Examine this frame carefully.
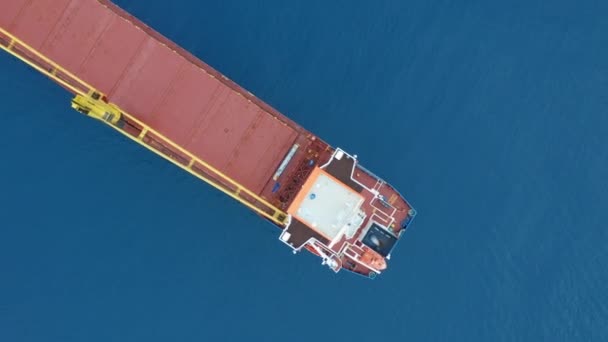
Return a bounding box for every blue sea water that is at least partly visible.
[1,0,607,340]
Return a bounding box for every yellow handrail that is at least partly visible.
[0,27,93,95]
[0,26,288,225]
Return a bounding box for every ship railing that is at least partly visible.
[0,27,92,96]
[338,148,416,218]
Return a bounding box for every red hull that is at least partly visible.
[0,0,415,278]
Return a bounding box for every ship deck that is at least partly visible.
[0,0,326,213]
[280,149,414,273]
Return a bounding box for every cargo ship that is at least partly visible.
[0,0,416,278]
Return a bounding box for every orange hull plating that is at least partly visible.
[0,0,415,278]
